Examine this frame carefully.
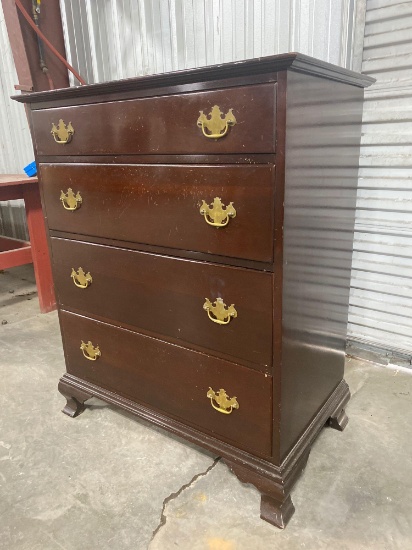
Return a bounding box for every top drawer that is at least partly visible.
[31,83,276,157]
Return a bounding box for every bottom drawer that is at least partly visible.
[60,310,273,458]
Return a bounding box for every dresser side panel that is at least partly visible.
[280,71,364,461]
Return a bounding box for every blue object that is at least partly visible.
[23,161,37,177]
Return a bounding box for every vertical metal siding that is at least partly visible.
[348,0,412,354]
[58,0,412,355]
[59,0,359,85]
[0,1,32,239]
[1,1,361,240]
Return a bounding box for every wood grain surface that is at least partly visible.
[32,83,276,156]
[40,163,275,262]
[60,310,273,457]
[51,237,273,369]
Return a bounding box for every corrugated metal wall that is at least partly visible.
[1,0,361,239]
[59,0,359,84]
[0,1,33,240]
[348,0,412,356]
[7,0,411,357]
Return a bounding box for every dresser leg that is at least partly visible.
[58,379,92,418]
[328,380,350,431]
[225,460,295,529]
[260,494,295,529]
[328,407,349,431]
[327,379,350,431]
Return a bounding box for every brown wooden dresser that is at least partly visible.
[14,53,374,529]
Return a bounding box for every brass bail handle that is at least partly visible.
[203,297,237,325]
[197,105,236,139]
[199,197,236,228]
[60,188,82,211]
[51,119,75,144]
[207,387,239,414]
[71,267,92,289]
[80,340,101,361]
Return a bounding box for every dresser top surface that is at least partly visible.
[13,52,374,106]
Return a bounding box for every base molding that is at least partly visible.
[58,374,350,529]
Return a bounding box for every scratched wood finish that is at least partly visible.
[51,237,273,369]
[16,53,373,530]
[60,310,273,457]
[40,163,275,263]
[32,83,276,156]
[13,53,373,110]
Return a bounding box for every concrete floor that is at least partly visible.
[0,266,411,550]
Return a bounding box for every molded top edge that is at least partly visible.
[12,52,375,104]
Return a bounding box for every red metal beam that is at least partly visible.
[1,0,69,92]
[0,244,32,270]
[23,180,56,313]
[0,176,56,313]
[0,235,31,251]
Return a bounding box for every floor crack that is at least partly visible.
[150,456,221,542]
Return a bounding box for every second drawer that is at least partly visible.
[51,238,273,370]
[40,163,275,263]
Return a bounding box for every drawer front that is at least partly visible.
[32,83,276,156]
[51,238,273,369]
[60,311,273,457]
[41,163,274,263]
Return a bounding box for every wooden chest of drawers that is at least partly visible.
[15,53,373,529]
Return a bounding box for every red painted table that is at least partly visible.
[0,175,55,313]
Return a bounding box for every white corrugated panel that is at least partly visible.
[1,0,361,238]
[348,0,412,355]
[0,1,33,239]
[4,0,410,356]
[59,0,359,85]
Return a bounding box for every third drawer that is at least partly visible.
[51,237,273,370]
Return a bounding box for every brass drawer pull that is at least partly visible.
[60,188,82,211]
[71,267,92,289]
[203,297,237,325]
[80,340,101,361]
[200,197,236,227]
[207,387,239,414]
[197,105,236,139]
[51,119,74,144]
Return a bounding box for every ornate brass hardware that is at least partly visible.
[200,197,236,227]
[207,387,239,414]
[71,267,92,289]
[80,340,101,361]
[51,119,75,144]
[203,297,237,325]
[197,105,236,139]
[60,188,82,211]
